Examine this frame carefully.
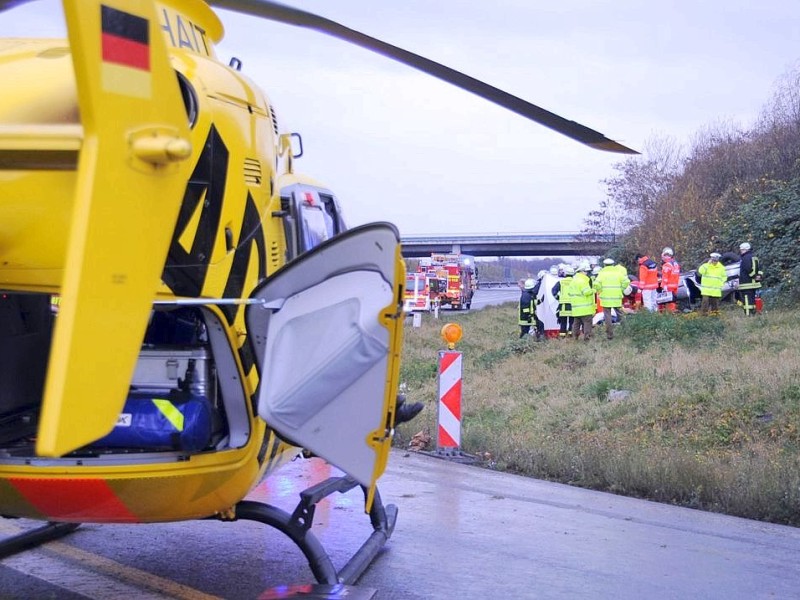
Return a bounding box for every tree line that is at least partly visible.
[584,63,800,305]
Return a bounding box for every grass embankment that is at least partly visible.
[396,304,800,526]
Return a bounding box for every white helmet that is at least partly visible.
[592,266,601,276]
[564,267,575,276]
[524,278,536,290]
[740,242,751,252]
[603,258,615,265]
[578,261,591,272]
[662,247,673,257]
[549,266,559,275]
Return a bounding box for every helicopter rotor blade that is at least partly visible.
[0,0,32,12]
[211,0,637,154]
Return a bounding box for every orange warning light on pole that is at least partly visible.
[440,323,463,349]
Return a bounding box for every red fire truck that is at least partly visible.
[405,253,476,311]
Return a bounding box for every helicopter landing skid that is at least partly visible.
[232,476,397,585]
[0,521,80,559]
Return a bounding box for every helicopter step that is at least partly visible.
[229,475,397,585]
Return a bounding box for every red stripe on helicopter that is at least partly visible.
[100,5,150,71]
[9,478,139,522]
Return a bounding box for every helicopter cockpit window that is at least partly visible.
[176,72,198,128]
[299,197,330,251]
[318,193,344,236]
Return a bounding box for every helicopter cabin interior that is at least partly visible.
[279,182,346,261]
[0,182,350,461]
[0,292,251,459]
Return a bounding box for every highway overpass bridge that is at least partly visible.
[400,232,617,258]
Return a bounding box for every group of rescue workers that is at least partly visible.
[518,242,763,341]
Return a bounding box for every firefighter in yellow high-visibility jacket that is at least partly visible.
[570,262,596,341]
[697,252,727,315]
[595,258,630,339]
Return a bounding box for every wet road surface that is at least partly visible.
[1,449,799,599]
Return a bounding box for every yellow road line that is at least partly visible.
[0,522,222,600]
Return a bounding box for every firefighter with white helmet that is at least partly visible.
[569,262,595,341]
[736,242,762,316]
[551,267,574,338]
[518,278,537,338]
[697,252,726,315]
[530,272,547,340]
[595,257,631,339]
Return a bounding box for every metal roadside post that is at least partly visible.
[434,323,476,463]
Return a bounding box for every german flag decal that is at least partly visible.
[100,5,151,98]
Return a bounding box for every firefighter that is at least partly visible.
[531,271,547,341]
[595,258,630,340]
[518,278,537,338]
[697,252,727,315]
[636,254,659,311]
[570,262,595,341]
[552,267,574,338]
[591,265,602,315]
[659,247,681,313]
[736,242,763,316]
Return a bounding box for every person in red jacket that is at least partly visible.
[636,254,659,312]
[659,247,681,313]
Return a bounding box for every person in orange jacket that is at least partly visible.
[659,247,681,313]
[636,254,659,312]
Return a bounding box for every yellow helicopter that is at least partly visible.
[0,0,635,585]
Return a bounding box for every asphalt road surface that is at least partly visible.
[1,450,798,599]
[469,288,517,310]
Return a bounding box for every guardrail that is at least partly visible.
[476,281,518,289]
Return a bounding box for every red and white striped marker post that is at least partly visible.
[437,349,462,450]
[437,323,463,453]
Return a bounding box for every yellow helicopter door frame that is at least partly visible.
[246,223,404,509]
[37,0,192,456]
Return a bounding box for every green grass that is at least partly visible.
[395,303,800,526]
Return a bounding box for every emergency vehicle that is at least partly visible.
[403,271,443,312]
[424,254,476,310]
[404,253,476,311]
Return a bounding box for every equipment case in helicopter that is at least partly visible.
[89,346,216,452]
[130,346,212,397]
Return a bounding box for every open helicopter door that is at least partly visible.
[246,222,404,506]
[35,0,194,456]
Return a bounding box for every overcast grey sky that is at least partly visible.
[2,1,798,236]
